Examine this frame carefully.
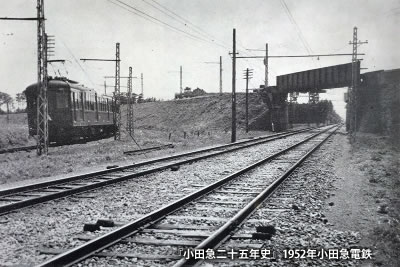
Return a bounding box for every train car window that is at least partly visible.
[72,92,77,121]
[76,92,80,109]
[88,94,91,110]
[85,93,89,110]
[107,98,110,119]
[56,91,69,109]
[91,94,95,111]
[81,92,85,110]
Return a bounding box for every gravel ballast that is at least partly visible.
[0,129,324,266]
[207,131,368,267]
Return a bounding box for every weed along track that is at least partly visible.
[0,127,314,215]
[35,125,339,267]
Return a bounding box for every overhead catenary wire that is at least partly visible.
[110,0,232,52]
[280,0,319,68]
[146,0,230,50]
[108,0,220,47]
[111,0,259,95]
[140,0,216,43]
[59,39,96,88]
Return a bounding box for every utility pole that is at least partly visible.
[219,56,223,94]
[127,67,133,135]
[263,43,275,132]
[104,80,107,95]
[141,73,144,97]
[349,26,367,134]
[180,65,183,94]
[231,29,237,143]
[243,68,253,133]
[264,43,268,87]
[36,0,48,155]
[266,43,275,132]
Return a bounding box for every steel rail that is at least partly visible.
[123,143,174,155]
[35,125,337,267]
[0,128,314,215]
[0,138,94,155]
[0,145,37,154]
[174,125,340,267]
[0,127,311,198]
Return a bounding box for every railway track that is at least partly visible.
[0,144,37,154]
[0,127,315,215]
[36,124,339,267]
[0,136,110,155]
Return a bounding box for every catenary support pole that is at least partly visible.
[114,42,121,140]
[127,67,133,135]
[219,56,223,94]
[180,66,183,94]
[141,73,144,97]
[231,29,237,143]
[245,68,249,133]
[36,0,49,155]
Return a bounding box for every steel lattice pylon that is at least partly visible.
[289,92,299,103]
[127,67,133,135]
[348,26,366,133]
[36,0,48,155]
[351,27,358,133]
[114,43,121,140]
[309,92,319,104]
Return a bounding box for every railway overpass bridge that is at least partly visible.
[260,61,360,131]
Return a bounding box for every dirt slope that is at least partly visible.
[128,93,267,133]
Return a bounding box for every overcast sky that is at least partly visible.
[1,0,399,118]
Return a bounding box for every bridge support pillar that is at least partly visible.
[270,93,289,132]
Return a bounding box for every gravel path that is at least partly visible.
[0,129,324,266]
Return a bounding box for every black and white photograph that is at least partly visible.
[0,0,399,266]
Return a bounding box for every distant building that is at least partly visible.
[175,87,207,99]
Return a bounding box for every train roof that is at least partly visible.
[25,77,97,95]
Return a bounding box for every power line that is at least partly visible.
[108,0,206,44]
[280,0,319,67]
[118,0,230,50]
[59,39,96,88]
[109,0,216,46]
[147,0,229,49]
[0,17,43,21]
[280,0,312,55]
[236,53,365,59]
[140,0,211,41]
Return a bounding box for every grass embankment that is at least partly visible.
[0,113,35,149]
[351,134,400,266]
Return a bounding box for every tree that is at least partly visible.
[15,93,26,112]
[0,92,13,122]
